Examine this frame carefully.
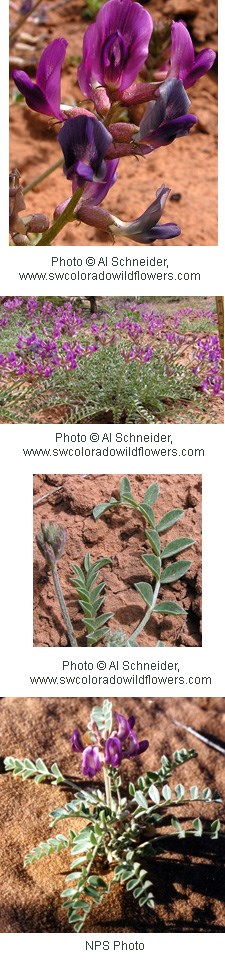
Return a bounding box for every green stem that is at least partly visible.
[36,186,84,246]
[10,0,43,43]
[103,766,113,810]
[129,578,160,644]
[24,159,63,196]
[52,561,77,647]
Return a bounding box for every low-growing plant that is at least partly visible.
[93,476,195,645]
[0,298,222,423]
[35,477,196,647]
[4,700,222,932]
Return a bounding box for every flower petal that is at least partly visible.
[36,38,68,116]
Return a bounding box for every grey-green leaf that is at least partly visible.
[161,537,194,559]
[143,484,159,506]
[148,784,160,805]
[153,601,186,616]
[134,582,153,607]
[120,477,131,496]
[92,499,117,520]
[157,509,184,533]
[161,560,192,583]
[142,554,161,580]
[145,529,161,556]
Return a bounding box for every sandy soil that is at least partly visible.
[9,0,218,246]
[0,696,224,932]
[33,473,202,647]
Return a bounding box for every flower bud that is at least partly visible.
[36,521,67,565]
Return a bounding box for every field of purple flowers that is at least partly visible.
[0,296,223,423]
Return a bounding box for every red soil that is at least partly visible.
[33,473,202,647]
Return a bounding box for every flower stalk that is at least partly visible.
[36,186,84,246]
[10,0,44,44]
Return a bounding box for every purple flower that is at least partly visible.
[124,732,149,758]
[115,712,135,739]
[82,746,102,778]
[71,729,84,753]
[105,736,123,766]
[78,0,153,98]
[13,38,67,119]
[109,185,181,244]
[58,115,113,187]
[167,20,216,90]
[135,79,197,151]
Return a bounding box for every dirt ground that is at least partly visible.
[33,473,202,647]
[0,697,224,932]
[9,0,218,246]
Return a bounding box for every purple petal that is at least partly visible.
[183,48,216,88]
[137,739,149,755]
[114,712,131,739]
[58,115,112,182]
[71,729,84,753]
[169,21,216,89]
[78,0,153,96]
[13,38,67,118]
[36,38,68,116]
[82,746,102,778]
[12,70,54,116]
[140,114,197,151]
[137,78,191,143]
[105,736,123,766]
[111,186,181,244]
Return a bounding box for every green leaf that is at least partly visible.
[157,509,184,533]
[88,876,107,889]
[156,641,165,647]
[92,499,117,519]
[161,560,192,583]
[171,819,185,838]
[210,819,220,839]
[162,784,172,801]
[192,818,203,837]
[145,529,161,555]
[202,787,212,801]
[161,537,194,559]
[138,503,155,526]
[142,554,161,580]
[153,601,186,616]
[50,763,64,782]
[190,785,199,800]
[129,783,135,797]
[120,477,131,497]
[35,758,49,775]
[175,783,185,800]
[148,785,160,805]
[134,791,148,809]
[143,483,159,506]
[134,582,153,607]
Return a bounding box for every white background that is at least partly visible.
[0,0,225,957]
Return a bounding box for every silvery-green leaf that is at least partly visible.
[142,554,161,580]
[161,560,192,583]
[134,582,153,607]
[161,537,194,559]
[153,601,186,616]
[157,509,184,533]
[143,483,159,506]
[145,528,161,555]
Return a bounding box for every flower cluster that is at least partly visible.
[11,0,216,245]
[0,298,222,398]
[71,710,149,778]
